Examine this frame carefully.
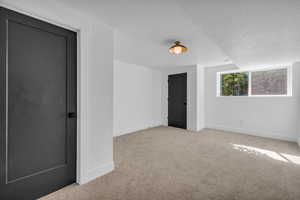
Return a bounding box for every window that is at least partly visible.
[217,66,292,97]
[251,68,287,95]
[221,72,249,96]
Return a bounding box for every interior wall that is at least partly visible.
[161,66,197,131]
[113,60,162,136]
[86,24,114,183]
[196,65,206,131]
[205,62,300,142]
[0,0,114,184]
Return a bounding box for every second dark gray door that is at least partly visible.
[0,7,77,199]
[168,73,187,129]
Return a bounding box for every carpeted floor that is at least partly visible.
[41,126,300,200]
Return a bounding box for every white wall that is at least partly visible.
[205,62,300,142]
[114,60,162,136]
[196,65,205,131]
[161,63,300,142]
[0,0,114,184]
[161,66,198,131]
[86,25,114,183]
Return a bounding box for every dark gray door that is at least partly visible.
[168,73,187,129]
[0,7,77,199]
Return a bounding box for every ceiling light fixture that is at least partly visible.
[169,41,188,54]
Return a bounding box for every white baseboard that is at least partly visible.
[81,161,114,184]
[206,124,297,142]
[114,124,163,137]
[196,124,206,132]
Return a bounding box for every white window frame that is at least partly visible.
[216,66,292,97]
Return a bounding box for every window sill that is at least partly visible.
[216,95,293,98]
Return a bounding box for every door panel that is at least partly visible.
[168,73,187,129]
[8,20,67,183]
[0,7,77,200]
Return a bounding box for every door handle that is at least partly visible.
[68,112,77,118]
[184,102,187,106]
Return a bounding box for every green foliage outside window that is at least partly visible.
[221,72,249,96]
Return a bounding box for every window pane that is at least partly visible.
[221,73,234,96]
[221,72,248,96]
[251,69,287,95]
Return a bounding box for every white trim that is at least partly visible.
[248,70,252,96]
[77,29,89,185]
[287,65,293,96]
[81,162,114,184]
[0,2,78,32]
[218,65,291,74]
[0,2,89,185]
[205,125,297,142]
[217,95,294,98]
[114,125,163,137]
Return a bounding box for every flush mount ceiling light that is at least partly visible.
[169,41,188,54]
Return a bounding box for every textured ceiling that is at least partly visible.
[58,0,300,68]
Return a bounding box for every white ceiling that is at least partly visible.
[59,0,300,68]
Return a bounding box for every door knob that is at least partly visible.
[68,112,77,118]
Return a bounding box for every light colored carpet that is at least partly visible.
[41,126,300,200]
